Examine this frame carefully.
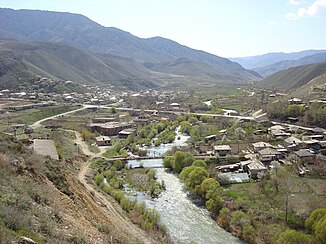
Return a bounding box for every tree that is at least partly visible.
[195,177,220,199]
[315,215,326,242]
[111,106,116,114]
[179,166,195,181]
[188,116,198,125]
[206,194,223,216]
[287,104,305,117]
[192,159,206,168]
[185,167,209,189]
[219,207,230,229]
[81,128,93,141]
[276,230,312,244]
[180,121,191,135]
[305,208,326,232]
[173,151,194,173]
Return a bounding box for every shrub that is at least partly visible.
[276,229,312,244]
[97,223,110,234]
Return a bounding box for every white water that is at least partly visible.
[127,128,243,244]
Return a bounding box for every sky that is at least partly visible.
[0,0,325,57]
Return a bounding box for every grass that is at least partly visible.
[0,105,78,132]
[102,148,128,158]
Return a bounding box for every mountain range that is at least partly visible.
[0,8,260,90]
[257,62,326,91]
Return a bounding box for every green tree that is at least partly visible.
[287,104,305,117]
[242,224,256,243]
[173,151,194,173]
[305,208,326,232]
[188,116,198,125]
[192,159,206,168]
[219,207,230,229]
[185,167,209,189]
[206,194,223,216]
[163,156,174,169]
[81,128,93,141]
[195,178,220,199]
[315,215,326,243]
[277,230,312,244]
[180,121,192,135]
[179,166,195,181]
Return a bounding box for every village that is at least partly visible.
[1,76,325,186]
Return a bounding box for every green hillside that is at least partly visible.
[0,40,168,90]
[257,62,326,91]
[0,8,261,88]
[288,74,326,100]
[255,52,326,77]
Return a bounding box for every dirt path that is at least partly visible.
[31,106,88,129]
[74,130,156,244]
[31,108,156,243]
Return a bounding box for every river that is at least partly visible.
[127,129,243,244]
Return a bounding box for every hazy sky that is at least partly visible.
[0,0,325,57]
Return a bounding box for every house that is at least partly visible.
[258,148,283,163]
[196,144,214,155]
[119,128,136,138]
[252,141,273,153]
[269,125,290,137]
[133,115,150,127]
[214,145,232,157]
[294,149,316,164]
[205,135,218,143]
[95,136,111,146]
[303,139,321,152]
[247,160,267,179]
[284,136,303,151]
[170,103,180,110]
[288,98,303,104]
[216,163,240,173]
[88,122,133,136]
[92,117,118,123]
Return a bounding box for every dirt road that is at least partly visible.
[31,108,155,243]
[74,131,156,244]
[31,106,87,129]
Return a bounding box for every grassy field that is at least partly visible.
[0,105,79,132]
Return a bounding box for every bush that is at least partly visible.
[0,205,30,231]
[94,174,104,186]
[97,223,110,234]
[276,229,312,244]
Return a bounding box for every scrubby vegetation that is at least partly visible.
[93,160,171,243]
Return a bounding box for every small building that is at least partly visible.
[214,145,232,157]
[303,139,321,152]
[119,128,136,138]
[284,136,303,151]
[204,135,218,143]
[252,141,273,153]
[294,149,316,164]
[170,103,180,110]
[88,122,133,136]
[95,136,111,146]
[133,115,151,127]
[288,98,303,104]
[247,160,267,179]
[216,163,240,173]
[258,148,283,163]
[92,117,118,123]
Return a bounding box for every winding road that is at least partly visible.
[31,106,156,244]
